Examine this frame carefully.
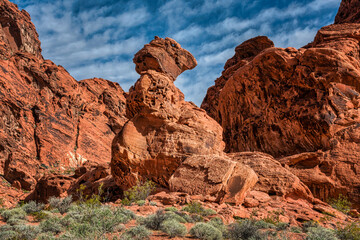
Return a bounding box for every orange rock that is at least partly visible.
[0,0,127,191]
[25,174,73,202]
[133,36,197,81]
[335,0,360,24]
[202,13,360,209]
[169,154,258,205]
[229,152,314,202]
[111,37,225,189]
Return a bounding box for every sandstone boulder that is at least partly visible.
[111,37,225,189]
[169,155,258,205]
[229,152,314,202]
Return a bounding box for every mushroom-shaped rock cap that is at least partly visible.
[133,36,197,80]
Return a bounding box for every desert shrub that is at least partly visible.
[65,204,132,234]
[276,222,290,231]
[136,200,146,206]
[0,225,17,240]
[0,230,17,240]
[1,207,27,222]
[182,201,216,216]
[40,216,63,234]
[33,210,53,222]
[254,220,276,229]
[227,219,263,240]
[161,219,187,238]
[66,222,95,239]
[190,222,223,240]
[209,217,228,237]
[165,207,178,212]
[6,217,27,226]
[141,209,168,230]
[49,195,73,214]
[336,222,360,240]
[149,201,157,206]
[120,225,151,240]
[115,207,136,220]
[121,180,156,205]
[37,232,57,240]
[329,194,351,214]
[302,220,320,231]
[12,224,41,240]
[190,214,204,222]
[306,227,339,240]
[290,226,303,233]
[22,201,45,214]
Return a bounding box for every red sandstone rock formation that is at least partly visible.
[169,154,258,205]
[335,0,360,24]
[0,0,127,192]
[202,3,360,208]
[111,37,226,190]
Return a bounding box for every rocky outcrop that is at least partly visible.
[0,0,127,191]
[169,155,258,205]
[229,152,313,202]
[201,36,274,118]
[111,37,225,189]
[335,0,360,24]
[202,3,360,208]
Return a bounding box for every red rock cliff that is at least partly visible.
[0,0,127,191]
[202,1,360,208]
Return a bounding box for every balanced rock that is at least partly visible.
[111,37,225,189]
[0,0,127,191]
[169,155,258,205]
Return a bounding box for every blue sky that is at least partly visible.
[13,0,341,106]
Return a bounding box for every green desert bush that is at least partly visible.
[136,200,146,206]
[40,216,63,234]
[209,217,228,237]
[22,201,45,214]
[49,195,73,214]
[306,227,339,240]
[329,194,351,214]
[120,225,151,240]
[12,224,41,240]
[141,209,168,230]
[33,210,53,222]
[165,206,178,212]
[121,180,156,205]
[0,230,17,240]
[227,219,264,240]
[336,222,360,240]
[182,201,216,216]
[37,232,57,240]
[65,204,132,234]
[190,222,223,240]
[160,219,187,238]
[1,207,27,222]
[254,219,276,229]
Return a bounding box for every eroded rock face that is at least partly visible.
[169,155,258,205]
[0,0,127,191]
[201,36,274,118]
[111,37,225,189]
[229,152,314,202]
[335,0,360,24]
[202,12,360,207]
